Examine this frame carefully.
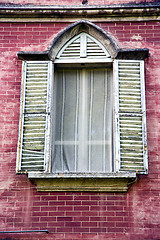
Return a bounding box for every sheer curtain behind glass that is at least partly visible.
[52,68,112,173]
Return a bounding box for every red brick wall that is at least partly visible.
[0,18,160,240]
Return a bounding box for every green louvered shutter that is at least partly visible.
[16,61,52,172]
[114,60,148,173]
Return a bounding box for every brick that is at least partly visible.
[90,217,106,222]
[116,211,129,216]
[65,221,81,227]
[90,206,106,211]
[41,206,57,212]
[49,211,65,217]
[82,221,97,227]
[107,216,124,222]
[116,222,129,228]
[49,201,65,206]
[81,201,98,206]
[57,217,72,222]
[32,211,48,217]
[99,211,115,217]
[73,227,90,233]
[107,195,125,201]
[40,216,56,222]
[32,201,48,207]
[32,206,40,211]
[66,201,81,206]
[6,217,23,223]
[90,227,106,233]
[72,195,90,200]
[108,228,124,233]
[66,211,82,217]
[73,216,89,222]
[107,206,124,211]
[98,221,115,228]
[58,195,73,200]
[74,206,89,211]
[48,221,64,227]
[57,227,73,233]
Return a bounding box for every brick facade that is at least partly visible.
[0,1,160,239]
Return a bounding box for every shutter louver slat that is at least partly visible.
[17,61,51,172]
[115,60,148,173]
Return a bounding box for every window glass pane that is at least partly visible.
[52,68,112,173]
[52,70,78,172]
[88,70,112,172]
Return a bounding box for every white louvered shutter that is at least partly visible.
[16,61,52,172]
[114,60,148,173]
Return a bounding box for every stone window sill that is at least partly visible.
[28,172,136,192]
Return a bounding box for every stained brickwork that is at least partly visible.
[0,1,160,240]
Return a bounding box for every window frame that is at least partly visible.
[52,67,113,174]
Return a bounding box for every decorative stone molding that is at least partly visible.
[0,3,159,22]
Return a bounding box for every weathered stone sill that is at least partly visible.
[28,172,137,192]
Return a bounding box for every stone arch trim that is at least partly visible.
[48,20,119,60]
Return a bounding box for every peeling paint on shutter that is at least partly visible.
[114,60,148,173]
[17,61,52,172]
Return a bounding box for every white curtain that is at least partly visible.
[52,68,112,173]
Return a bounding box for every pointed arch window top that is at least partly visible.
[55,33,111,63]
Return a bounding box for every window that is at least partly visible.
[52,68,112,173]
[16,22,148,191]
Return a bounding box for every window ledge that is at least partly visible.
[28,172,137,192]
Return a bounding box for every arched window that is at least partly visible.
[52,32,113,173]
[16,21,148,191]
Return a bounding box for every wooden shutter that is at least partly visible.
[114,60,148,173]
[16,61,52,172]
